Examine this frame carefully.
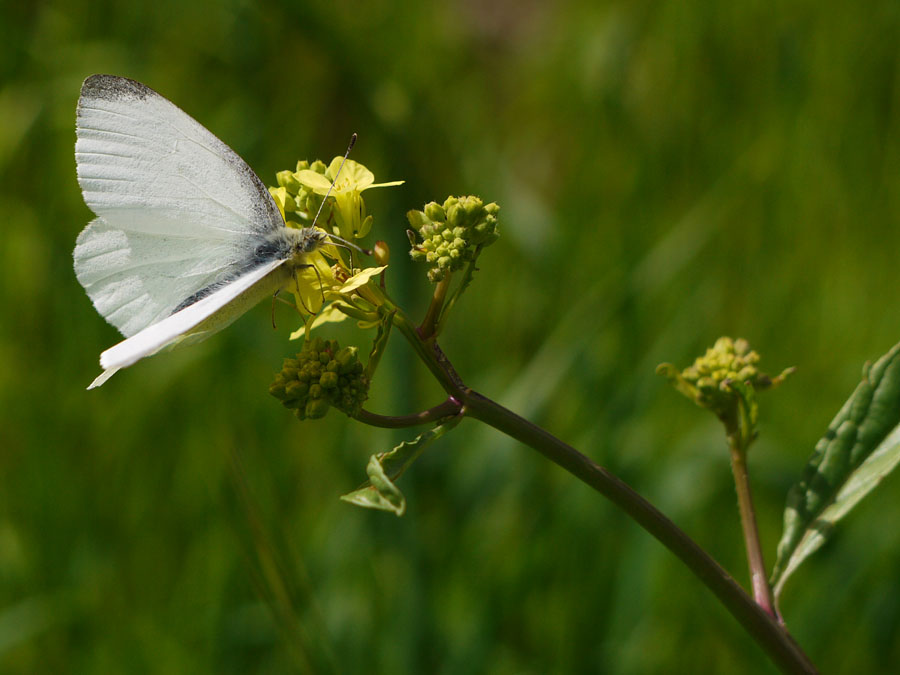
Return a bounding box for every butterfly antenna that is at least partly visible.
[309,132,357,229]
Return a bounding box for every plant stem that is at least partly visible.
[461,390,814,674]
[419,275,451,340]
[356,398,462,429]
[728,431,777,618]
[378,301,816,673]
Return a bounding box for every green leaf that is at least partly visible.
[340,417,461,516]
[340,455,407,515]
[771,341,900,600]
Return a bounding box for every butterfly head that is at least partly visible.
[291,227,330,256]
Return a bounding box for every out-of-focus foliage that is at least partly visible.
[773,340,900,603]
[3,1,900,672]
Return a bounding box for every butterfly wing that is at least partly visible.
[74,74,286,337]
[90,257,292,389]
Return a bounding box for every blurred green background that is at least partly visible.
[3,0,900,672]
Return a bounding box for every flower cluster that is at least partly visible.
[268,158,401,319]
[684,337,762,390]
[657,337,793,420]
[407,196,500,282]
[270,159,329,222]
[269,337,369,420]
[269,157,402,240]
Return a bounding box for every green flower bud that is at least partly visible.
[305,398,331,419]
[473,222,492,239]
[336,346,358,371]
[277,170,301,192]
[285,380,307,399]
[463,196,484,218]
[406,195,500,283]
[424,201,445,221]
[447,203,464,229]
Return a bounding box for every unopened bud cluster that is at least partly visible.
[683,337,762,392]
[270,337,368,420]
[407,196,499,282]
[658,336,794,422]
[273,160,332,224]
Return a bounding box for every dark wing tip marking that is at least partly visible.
[76,73,286,236]
[81,74,153,103]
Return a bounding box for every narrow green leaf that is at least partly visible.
[771,341,900,600]
[340,417,461,516]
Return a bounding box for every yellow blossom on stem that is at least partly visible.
[294,158,403,239]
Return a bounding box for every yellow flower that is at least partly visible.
[288,251,338,316]
[295,158,403,239]
[289,266,388,339]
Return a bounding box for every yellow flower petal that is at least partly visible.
[268,186,289,220]
[290,303,353,338]
[338,266,387,294]
[363,180,405,191]
[295,169,334,194]
[327,157,374,189]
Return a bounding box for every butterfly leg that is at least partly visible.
[271,290,279,329]
[291,264,327,315]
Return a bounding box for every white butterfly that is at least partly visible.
[74,74,329,389]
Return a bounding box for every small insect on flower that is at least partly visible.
[73,74,343,389]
